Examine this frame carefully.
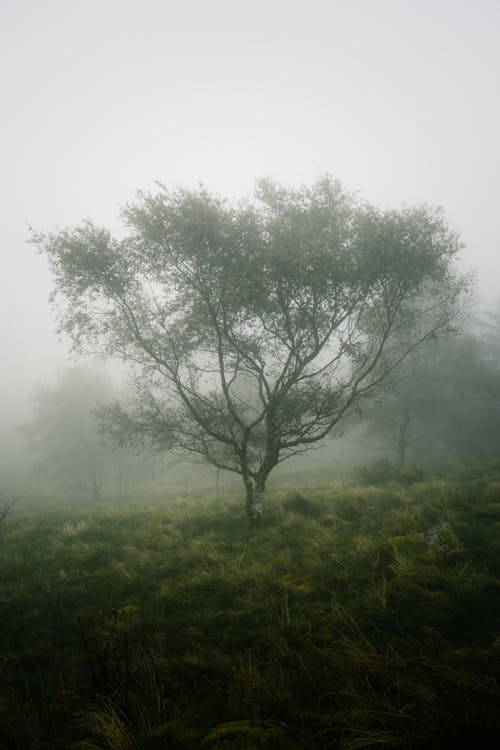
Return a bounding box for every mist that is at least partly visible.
[2,0,500,496]
[2,4,500,745]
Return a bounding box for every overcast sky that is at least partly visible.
[1,0,499,428]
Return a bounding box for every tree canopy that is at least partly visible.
[21,367,114,501]
[366,315,500,465]
[33,176,470,525]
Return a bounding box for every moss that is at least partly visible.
[146,720,201,749]
[202,720,287,749]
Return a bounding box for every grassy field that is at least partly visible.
[1,462,500,749]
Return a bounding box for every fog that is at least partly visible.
[2,0,500,494]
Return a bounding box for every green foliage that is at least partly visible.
[1,466,500,747]
[32,176,468,522]
[360,315,500,467]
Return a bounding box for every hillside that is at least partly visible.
[1,463,500,749]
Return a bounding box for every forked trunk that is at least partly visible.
[245,478,266,529]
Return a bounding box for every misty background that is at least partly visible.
[2,0,500,491]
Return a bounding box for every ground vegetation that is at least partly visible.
[1,464,500,748]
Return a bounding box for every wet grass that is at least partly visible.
[1,464,500,748]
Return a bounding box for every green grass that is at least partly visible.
[1,464,500,748]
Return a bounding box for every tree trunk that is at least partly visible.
[91,477,100,501]
[117,466,130,501]
[398,409,412,467]
[245,477,266,529]
[90,464,102,501]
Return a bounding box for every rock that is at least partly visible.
[423,522,450,547]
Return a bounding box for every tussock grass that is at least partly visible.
[1,462,500,747]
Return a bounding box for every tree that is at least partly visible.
[440,312,500,459]
[360,317,500,466]
[0,497,15,528]
[32,176,469,526]
[22,367,114,500]
[359,336,462,466]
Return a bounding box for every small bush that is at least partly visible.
[281,492,322,518]
[355,459,425,486]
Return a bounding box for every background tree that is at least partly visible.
[360,314,500,465]
[442,311,500,460]
[33,177,469,525]
[0,497,15,528]
[359,337,462,466]
[21,366,114,501]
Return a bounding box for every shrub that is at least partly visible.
[355,459,425,486]
[281,492,322,518]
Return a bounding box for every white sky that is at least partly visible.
[1,0,500,426]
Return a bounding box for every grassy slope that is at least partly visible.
[1,464,500,749]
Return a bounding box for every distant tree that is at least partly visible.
[443,312,500,459]
[0,497,15,527]
[360,337,460,465]
[33,176,469,526]
[361,320,500,465]
[22,367,114,500]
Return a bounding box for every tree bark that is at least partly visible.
[245,477,266,529]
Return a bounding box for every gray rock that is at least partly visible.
[423,521,450,547]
